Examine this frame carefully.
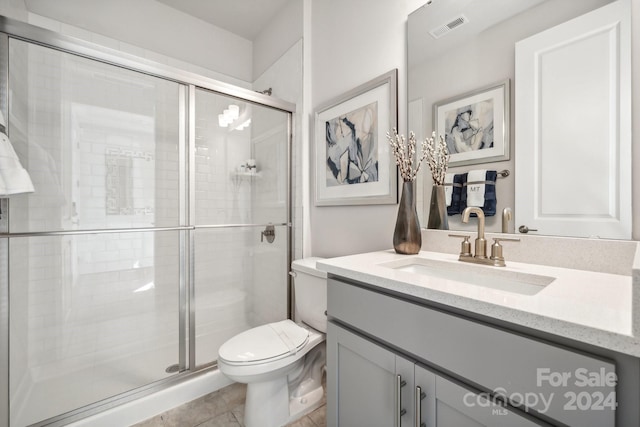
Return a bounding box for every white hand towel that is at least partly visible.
[444,173,455,206]
[0,111,34,196]
[466,169,486,207]
[0,132,34,195]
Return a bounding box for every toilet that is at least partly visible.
[217,257,327,427]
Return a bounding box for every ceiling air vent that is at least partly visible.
[429,14,469,39]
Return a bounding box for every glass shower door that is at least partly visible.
[192,88,290,367]
[7,39,185,426]
[1,28,293,427]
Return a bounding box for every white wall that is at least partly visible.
[16,0,254,84]
[252,0,303,81]
[309,0,425,257]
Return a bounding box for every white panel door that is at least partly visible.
[514,0,631,239]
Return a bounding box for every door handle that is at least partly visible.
[518,225,538,234]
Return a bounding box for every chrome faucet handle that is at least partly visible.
[490,237,520,265]
[448,233,471,238]
[448,234,472,257]
[493,237,521,242]
[502,207,512,233]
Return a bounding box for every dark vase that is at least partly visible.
[427,184,449,230]
[393,181,422,255]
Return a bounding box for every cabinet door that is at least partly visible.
[431,374,547,427]
[414,364,436,427]
[327,322,415,427]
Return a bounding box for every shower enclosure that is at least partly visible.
[0,18,294,427]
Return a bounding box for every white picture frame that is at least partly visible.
[433,79,510,167]
[314,69,398,206]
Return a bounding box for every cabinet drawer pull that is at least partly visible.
[396,375,407,426]
[415,385,425,427]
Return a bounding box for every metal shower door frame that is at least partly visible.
[0,15,295,427]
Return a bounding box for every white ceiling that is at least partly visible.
[155,0,291,40]
[408,0,546,65]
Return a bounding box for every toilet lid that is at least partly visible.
[218,319,309,364]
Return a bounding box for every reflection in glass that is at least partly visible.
[8,39,181,232]
[194,88,288,226]
[9,231,181,426]
[191,89,289,367]
[193,226,288,367]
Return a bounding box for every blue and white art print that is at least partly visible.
[325,101,378,187]
[434,80,510,167]
[315,70,398,206]
[443,99,494,155]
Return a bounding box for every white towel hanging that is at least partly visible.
[466,169,486,207]
[0,111,34,196]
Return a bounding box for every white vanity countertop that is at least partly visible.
[317,250,640,357]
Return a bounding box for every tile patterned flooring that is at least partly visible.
[132,382,326,427]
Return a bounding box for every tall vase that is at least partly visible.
[393,181,422,255]
[427,184,449,230]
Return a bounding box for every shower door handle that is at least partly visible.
[261,224,275,243]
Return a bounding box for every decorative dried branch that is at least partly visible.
[386,128,449,183]
[425,131,449,185]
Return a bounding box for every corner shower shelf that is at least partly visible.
[231,171,262,188]
[231,171,261,179]
[231,172,261,177]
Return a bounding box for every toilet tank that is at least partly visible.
[291,257,327,333]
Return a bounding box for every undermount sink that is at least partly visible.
[380,257,556,296]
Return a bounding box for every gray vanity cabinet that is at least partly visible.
[326,277,618,427]
[327,321,544,427]
[326,321,408,426]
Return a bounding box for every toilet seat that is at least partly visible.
[218,320,309,366]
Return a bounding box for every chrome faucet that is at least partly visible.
[449,206,520,267]
[462,207,487,258]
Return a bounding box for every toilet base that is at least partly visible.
[244,375,290,427]
[242,374,325,427]
[287,381,324,424]
[222,328,326,427]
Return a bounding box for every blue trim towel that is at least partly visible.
[445,173,465,216]
[460,170,497,216]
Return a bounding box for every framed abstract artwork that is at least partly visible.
[433,79,510,167]
[314,69,398,206]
